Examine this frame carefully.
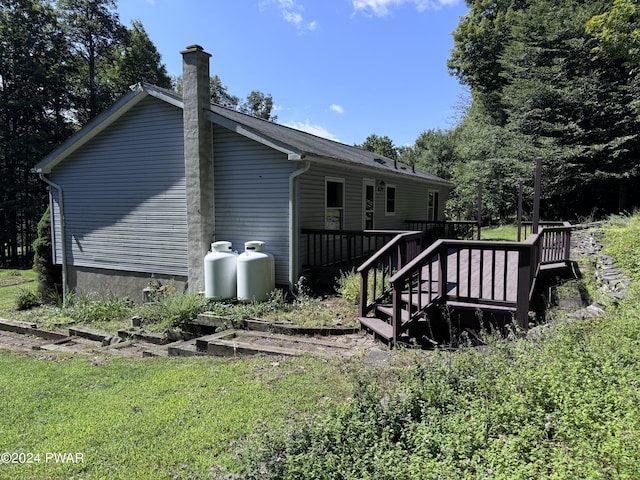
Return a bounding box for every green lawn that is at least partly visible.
[0,351,355,479]
[480,224,520,241]
[0,269,37,312]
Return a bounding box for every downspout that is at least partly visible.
[288,158,310,289]
[38,173,68,306]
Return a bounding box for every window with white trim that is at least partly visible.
[385,184,396,215]
[325,177,345,230]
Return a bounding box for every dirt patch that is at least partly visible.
[0,276,33,287]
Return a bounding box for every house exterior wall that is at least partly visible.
[295,160,450,275]
[49,96,188,287]
[297,161,449,231]
[212,124,294,286]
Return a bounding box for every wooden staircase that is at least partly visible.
[358,224,573,347]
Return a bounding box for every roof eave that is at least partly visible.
[306,153,454,187]
[205,110,304,160]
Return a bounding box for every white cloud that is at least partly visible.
[330,104,345,115]
[352,0,460,16]
[284,120,340,141]
[262,0,320,32]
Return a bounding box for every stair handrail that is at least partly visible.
[388,237,544,341]
[357,231,423,317]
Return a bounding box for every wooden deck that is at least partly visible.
[358,223,573,347]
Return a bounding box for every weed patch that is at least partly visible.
[241,216,640,478]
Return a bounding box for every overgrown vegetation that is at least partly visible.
[603,213,640,281]
[2,273,360,334]
[239,215,640,478]
[1,219,640,477]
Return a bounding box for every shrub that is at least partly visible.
[32,207,62,303]
[15,289,40,311]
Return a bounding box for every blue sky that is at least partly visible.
[116,0,470,147]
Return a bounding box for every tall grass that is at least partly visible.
[241,214,640,478]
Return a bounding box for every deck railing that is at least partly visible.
[379,224,572,345]
[404,220,481,242]
[519,221,571,242]
[356,231,424,317]
[301,228,412,271]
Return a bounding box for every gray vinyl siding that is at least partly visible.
[213,124,293,285]
[50,96,188,276]
[298,162,446,231]
[297,161,449,268]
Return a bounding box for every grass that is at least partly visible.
[0,269,37,312]
[238,215,640,478]
[480,224,519,242]
[2,216,640,478]
[0,351,356,480]
[603,213,640,281]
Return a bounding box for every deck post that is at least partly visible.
[517,181,523,242]
[437,244,448,300]
[391,286,401,346]
[516,245,532,330]
[359,271,368,317]
[563,227,571,265]
[477,182,483,240]
[532,157,542,234]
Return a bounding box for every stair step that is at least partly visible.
[358,317,393,342]
[400,292,437,308]
[446,301,517,312]
[376,305,411,325]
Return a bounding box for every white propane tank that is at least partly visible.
[204,241,237,299]
[237,241,275,302]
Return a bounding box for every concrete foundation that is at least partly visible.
[68,266,187,304]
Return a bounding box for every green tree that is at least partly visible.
[115,19,172,92]
[58,0,127,121]
[209,74,240,109]
[447,0,640,219]
[358,134,398,160]
[411,129,459,181]
[0,0,72,266]
[587,0,640,67]
[243,90,277,121]
[177,74,277,121]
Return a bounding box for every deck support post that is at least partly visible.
[516,245,533,330]
[517,181,523,242]
[437,244,448,300]
[391,285,401,346]
[359,271,368,318]
[477,182,483,240]
[532,157,542,234]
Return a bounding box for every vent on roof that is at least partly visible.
[374,158,386,165]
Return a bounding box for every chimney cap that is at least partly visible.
[181,44,210,56]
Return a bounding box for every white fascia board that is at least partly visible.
[35,87,148,173]
[206,110,304,160]
[144,85,184,109]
